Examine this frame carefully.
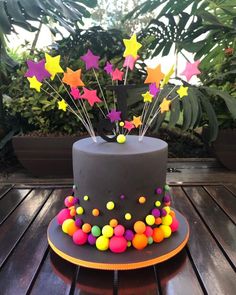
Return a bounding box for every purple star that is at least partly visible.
[25,59,51,82]
[107,109,121,123]
[81,49,100,70]
[104,62,113,75]
[149,83,160,96]
[70,87,81,100]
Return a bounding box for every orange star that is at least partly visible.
[160,97,171,114]
[62,67,84,88]
[132,116,142,128]
[144,64,165,87]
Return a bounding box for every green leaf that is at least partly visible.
[182,96,192,131]
[0,2,11,34]
[188,88,199,129]
[169,98,180,127]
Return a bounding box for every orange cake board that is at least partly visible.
[47,209,189,270]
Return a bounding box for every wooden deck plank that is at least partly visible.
[183,186,236,269]
[156,249,204,295]
[0,188,31,224]
[204,186,236,224]
[225,184,236,196]
[171,186,236,294]
[0,189,52,268]
[0,185,14,200]
[0,189,70,295]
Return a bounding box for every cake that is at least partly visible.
[56,135,179,253]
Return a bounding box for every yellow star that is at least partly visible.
[58,99,67,112]
[123,34,142,58]
[27,76,42,92]
[177,85,188,99]
[160,97,171,113]
[45,53,64,80]
[160,65,175,88]
[132,116,142,128]
[142,91,153,103]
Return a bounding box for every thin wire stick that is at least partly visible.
[93,68,110,114]
[124,66,129,85]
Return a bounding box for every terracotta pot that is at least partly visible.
[213,129,236,170]
[12,135,86,177]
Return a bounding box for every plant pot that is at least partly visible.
[12,135,86,177]
[213,128,236,170]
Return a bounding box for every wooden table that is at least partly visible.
[0,181,236,295]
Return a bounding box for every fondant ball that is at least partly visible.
[155,217,162,225]
[114,225,125,236]
[92,208,100,217]
[170,218,179,232]
[109,236,127,253]
[134,221,146,234]
[125,213,132,220]
[64,196,75,207]
[91,225,101,237]
[96,236,109,251]
[67,221,79,236]
[155,201,161,207]
[138,196,146,204]
[124,229,134,241]
[62,219,74,234]
[127,241,132,247]
[145,215,155,226]
[160,225,172,238]
[109,219,118,227]
[82,223,92,233]
[106,201,115,210]
[152,208,160,217]
[160,209,167,217]
[102,225,114,238]
[83,195,89,201]
[70,207,76,217]
[88,233,97,245]
[163,206,171,214]
[169,210,176,218]
[148,237,154,244]
[156,188,162,194]
[57,209,71,225]
[73,229,87,245]
[76,206,84,215]
[163,195,171,203]
[164,184,170,191]
[132,234,148,250]
[152,228,164,243]
[145,226,153,237]
[117,134,126,144]
[119,121,124,127]
[75,217,83,228]
[162,215,172,226]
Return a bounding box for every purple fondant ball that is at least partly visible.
[161,209,167,217]
[152,208,160,217]
[163,195,171,203]
[75,217,83,228]
[156,188,162,194]
[88,234,97,245]
[124,229,134,241]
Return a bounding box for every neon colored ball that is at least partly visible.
[145,215,155,226]
[106,201,115,210]
[156,188,162,194]
[91,225,101,237]
[152,228,164,243]
[148,237,154,244]
[145,226,153,237]
[169,210,176,219]
[102,225,114,238]
[163,195,171,203]
[88,234,97,245]
[62,219,75,234]
[75,217,83,228]
[160,225,172,238]
[164,184,170,191]
[109,236,127,253]
[57,209,71,225]
[67,221,79,236]
[125,213,132,220]
[155,201,161,207]
[155,217,162,225]
[160,209,167,217]
[82,223,92,233]
[132,234,148,250]
[138,196,146,204]
[73,229,88,245]
[127,241,132,247]
[124,229,134,241]
[76,206,84,215]
[64,196,75,207]
[170,218,179,232]
[92,208,100,217]
[114,225,125,236]
[119,121,124,127]
[96,235,109,251]
[109,219,118,227]
[163,206,171,214]
[117,134,126,144]
[151,208,160,217]
[83,195,89,201]
[70,207,76,217]
[134,221,146,234]
[162,215,172,226]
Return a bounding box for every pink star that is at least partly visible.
[112,68,124,81]
[80,87,102,107]
[104,62,113,75]
[124,121,134,132]
[123,55,139,70]
[107,109,121,122]
[81,49,100,70]
[70,87,81,99]
[180,60,201,81]
[149,83,160,96]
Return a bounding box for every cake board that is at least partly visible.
[47,209,189,270]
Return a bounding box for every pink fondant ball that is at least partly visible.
[170,218,179,232]
[88,234,97,245]
[57,208,71,225]
[114,225,125,236]
[64,196,76,207]
[109,236,127,253]
[73,229,88,245]
[145,226,153,237]
[124,229,134,241]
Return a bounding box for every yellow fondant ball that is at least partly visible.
[125,213,132,220]
[83,195,89,201]
[102,225,114,238]
[155,201,161,207]
[163,206,171,214]
[145,215,155,226]
[161,215,173,226]
[127,241,132,247]
[117,134,126,144]
[62,219,74,234]
[96,235,109,251]
[160,225,172,238]
[76,206,84,215]
[119,121,125,127]
[106,201,115,210]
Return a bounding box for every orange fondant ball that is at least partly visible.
[134,221,146,234]
[138,196,146,204]
[169,210,176,218]
[155,217,162,225]
[132,233,148,250]
[152,228,164,243]
[92,208,100,216]
[82,223,92,233]
[109,219,118,227]
[70,207,76,217]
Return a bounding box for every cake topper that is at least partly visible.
[25,34,201,144]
